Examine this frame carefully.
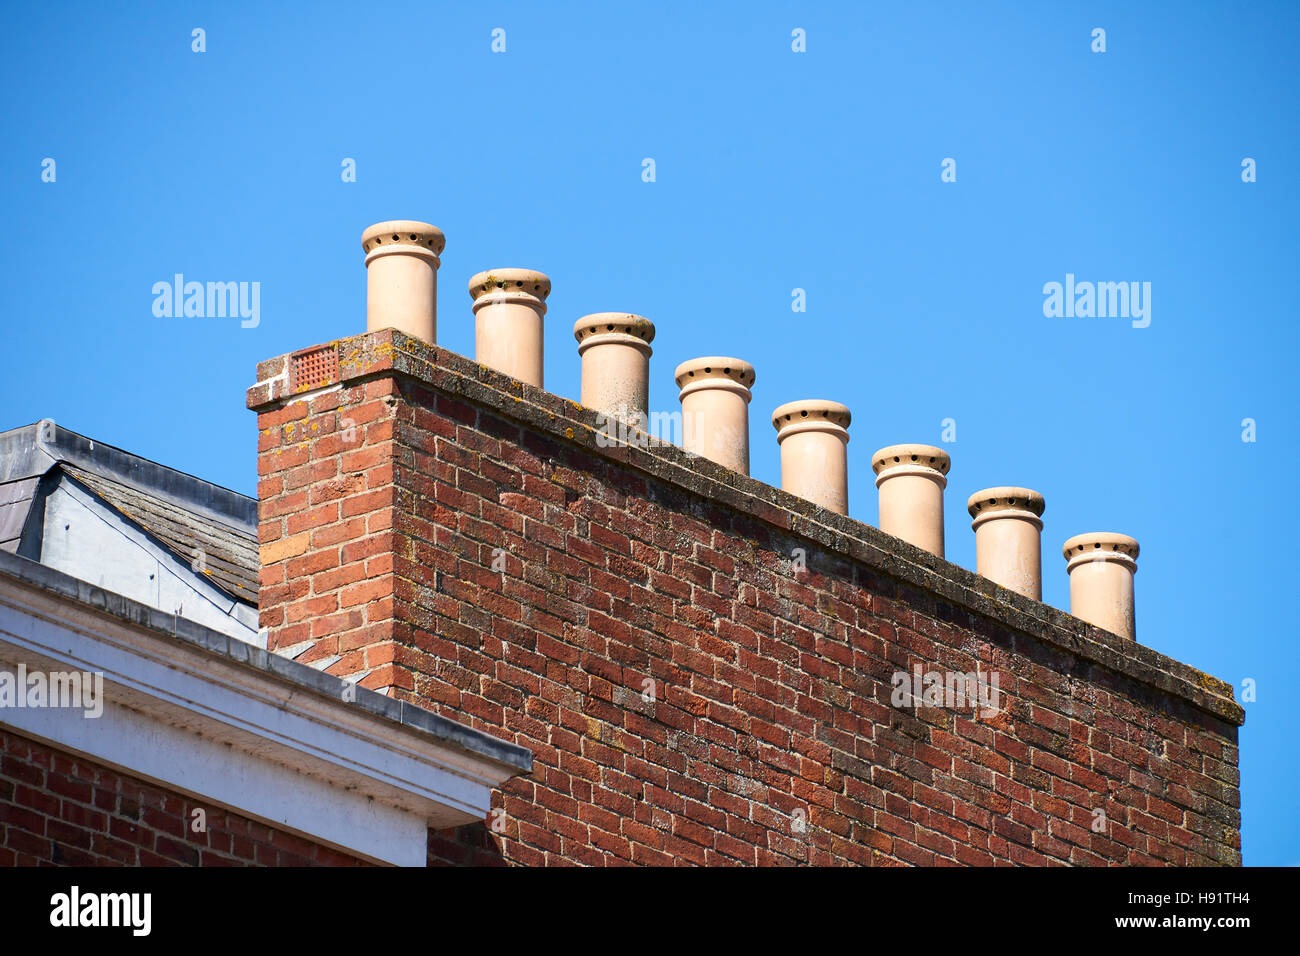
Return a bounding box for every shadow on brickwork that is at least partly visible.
[427,822,507,867]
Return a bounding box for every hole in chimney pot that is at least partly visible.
[409,234,416,240]
[391,235,399,241]
[800,411,808,417]
[893,456,900,463]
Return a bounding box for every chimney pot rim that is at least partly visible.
[573,312,656,344]
[361,220,445,255]
[871,443,950,477]
[771,399,851,434]
[966,486,1046,519]
[673,356,756,389]
[468,268,552,301]
[1063,531,1140,566]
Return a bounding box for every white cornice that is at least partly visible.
[0,557,531,866]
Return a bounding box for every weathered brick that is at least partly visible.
[241,335,1242,869]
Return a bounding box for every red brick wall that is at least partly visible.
[251,332,1244,867]
[0,729,367,867]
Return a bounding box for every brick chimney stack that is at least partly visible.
[244,220,1243,868]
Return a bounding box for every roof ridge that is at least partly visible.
[1,420,256,531]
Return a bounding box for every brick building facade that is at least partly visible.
[0,728,368,867]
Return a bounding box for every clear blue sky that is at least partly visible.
[2,1,1295,865]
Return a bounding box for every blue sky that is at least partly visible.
[2,1,1295,865]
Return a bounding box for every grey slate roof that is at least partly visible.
[0,476,40,553]
[0,420,258,606]
[62,464,258,603]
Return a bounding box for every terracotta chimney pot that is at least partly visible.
[574,313,655,424]
[1063,532,1140,641]
[871,444,951,557]
[674,357,756,475]
[468,268,552,387]
[967,487,1046,599]
[771,399,851,515]
[361,221,445,344]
